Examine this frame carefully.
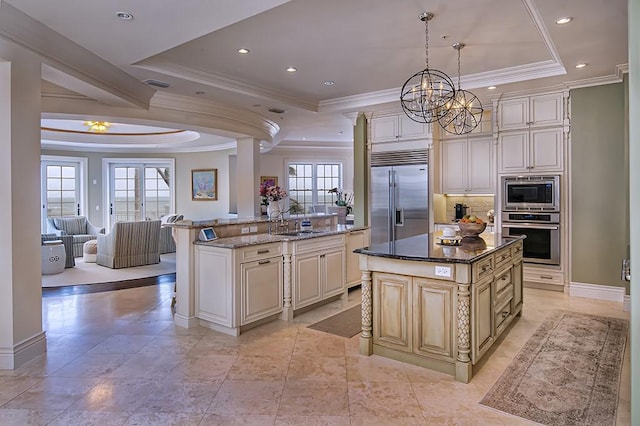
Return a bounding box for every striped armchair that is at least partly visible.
[46,216,105,258]
[96,220,161,269]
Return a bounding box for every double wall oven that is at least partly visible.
[501,175,561,265]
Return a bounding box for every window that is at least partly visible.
[41,156,88,231]
[104,159,175,227]
[287,161,342,214]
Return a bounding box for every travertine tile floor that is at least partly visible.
[0,283,630,425]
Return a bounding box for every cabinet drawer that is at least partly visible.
[495,299,512,332]
[523,267,563,285]
[240,243,282,262]
[293,234,345,254]
[473,256,493,282]
[494,268,512,295]
[494,248,512,271]
[511,242,523,261]
[495,283,513,308]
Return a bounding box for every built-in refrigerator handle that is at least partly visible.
[388,169,395,241]
[395,208,405,226]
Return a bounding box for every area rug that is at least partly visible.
[308,304,362,338]
[480,310,629,426]
[42,253,176,287]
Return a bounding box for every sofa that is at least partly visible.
[46,216,105,258]
[96,220,161,269]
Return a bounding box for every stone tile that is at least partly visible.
[346,355,410,382]
[52,353,130,378]
[108,352,183,379]
[0,408,62,425]
[126,412,205,425]
[292,330,346,357]
[0,376,43,406]
[48,410,131,425]
[278,381,348,416]
[348,382,423,418]
[68,378,158,413]
[88,335,156,354]
[275,415,350,425]
[227,355,290,381]
[286,354,346,382]
[137,379,222,414]
[207,380,284,416]
[199,413,276,425]
[2,377,101,411]
[167,354,235,381]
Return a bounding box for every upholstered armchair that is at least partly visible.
[159,214,182,254]
[46,216,105,258]
[96,220,161,269]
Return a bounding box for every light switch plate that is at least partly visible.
[435,265,452,278]
[241,227,249,234]
[249,226,258,233]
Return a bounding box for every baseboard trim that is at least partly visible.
[0,331,47,370]
[569,282,625,302]
[173,313,199,329]
[624,295,631,312]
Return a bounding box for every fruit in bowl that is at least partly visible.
[458,215,487,237]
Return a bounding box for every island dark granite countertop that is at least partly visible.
[354,233,524,264]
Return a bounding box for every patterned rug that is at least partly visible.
[307,304,362,338]
[480,310,628,426]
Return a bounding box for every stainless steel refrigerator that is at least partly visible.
[370,164,429,245]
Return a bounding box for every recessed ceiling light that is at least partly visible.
[323,80,335,86]
[286,67,297,73]
[555,17,573,25]
[575,63,588,69]
[116,11,134,21]
[237,48,250,54]
[488,86,497,90]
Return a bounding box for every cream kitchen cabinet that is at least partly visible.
[498,127,563,173]
[371,114,429,143]
[195,242,283,335]
[346,228,370,288]
[498,93,564,131]
[441,136,494,194]
[291,234,346,311]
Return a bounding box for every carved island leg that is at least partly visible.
[456,282,472,383]
[359,268,373,356]
[281,253,293,321]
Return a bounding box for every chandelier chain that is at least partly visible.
[424,15,429,68]
[457,47,461,89]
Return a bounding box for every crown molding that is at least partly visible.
[133,58,318,112]
[0,1,154,109]
[564,73,624,90]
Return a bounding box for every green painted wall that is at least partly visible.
[571,83,629,289]
[353,113,368,227]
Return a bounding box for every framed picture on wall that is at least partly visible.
[260,176,278,187]
[192,169,218,201]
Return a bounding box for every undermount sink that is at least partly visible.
[279,230,324,237]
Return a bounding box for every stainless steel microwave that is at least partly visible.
[502,175,560,212]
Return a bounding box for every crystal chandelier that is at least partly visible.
[84,121,112,133]
[400,12,456,124]
[438,43,484,135]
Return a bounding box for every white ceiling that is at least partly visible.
[3,0,629,151]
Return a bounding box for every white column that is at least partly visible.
[236,137,261,218]
[0,52,47,369]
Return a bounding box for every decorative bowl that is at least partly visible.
[457,221,487,237]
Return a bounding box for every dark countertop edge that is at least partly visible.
[354,235,524,264]
[193,225,369,248]
[169,213,339,229]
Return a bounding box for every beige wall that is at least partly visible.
[570,82,629,290]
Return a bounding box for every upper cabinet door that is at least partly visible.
[498,131,529,173]
[529,128,563,172]
[530,93,564,128]
[371,116,399,143]
[398,115,429,140]
[498,98,529,131]
[467,137,494,193]
[441,139,467,194]
[498,93,564,131]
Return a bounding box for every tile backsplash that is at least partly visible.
[443,195,495,223]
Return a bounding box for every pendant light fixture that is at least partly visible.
[438,43,484,135]
[400,12,456,124]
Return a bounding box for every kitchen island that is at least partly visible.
[355,233,524,383]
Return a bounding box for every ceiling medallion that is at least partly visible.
[84,121,112,133]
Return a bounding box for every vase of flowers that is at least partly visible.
[327,188,353,224]
[259,179,287,218]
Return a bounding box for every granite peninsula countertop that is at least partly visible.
[170,213,337,229]
[194,225,368,249]
[354,233,524,264]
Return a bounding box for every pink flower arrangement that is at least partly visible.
[259,179,287,202]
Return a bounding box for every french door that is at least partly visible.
[107,160,174,227]
[41,157,87,232]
